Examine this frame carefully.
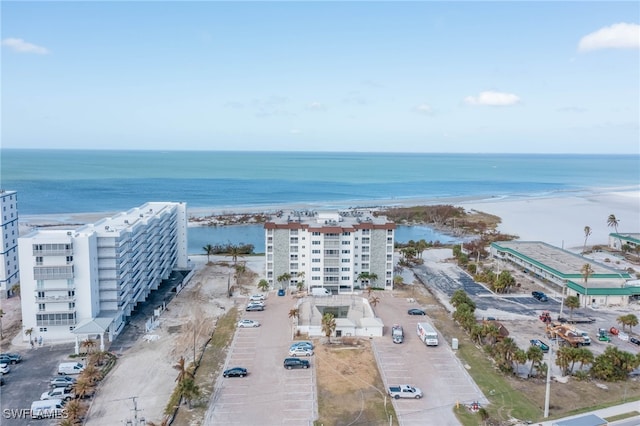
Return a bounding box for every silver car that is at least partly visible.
[288,347,313,357]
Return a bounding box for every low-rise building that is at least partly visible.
[490,241,638,306]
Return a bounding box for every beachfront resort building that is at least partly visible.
[608,233,640,253]
[490,241,639,307]
[18,202,188,349]
[0,190,20,298]
[264,210,395,294]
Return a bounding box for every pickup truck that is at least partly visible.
[530,339,549,353]
[388,384,423,399]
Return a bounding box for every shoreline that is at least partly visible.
[18,188,640,250]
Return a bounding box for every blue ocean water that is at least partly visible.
[3,150,638,254]
[3,150,639,215]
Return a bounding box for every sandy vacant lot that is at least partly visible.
[84,254,262,426]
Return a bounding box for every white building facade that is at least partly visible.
[265,210,395,293]
[18,202,188,347]
[0,190,20,298]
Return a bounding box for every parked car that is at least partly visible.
[245,304,264,312]
[290,341,314,350]
[0,353,22,364]
[278,289,286,296]
[41,387,74,401]
[407,308,426,316]
[0,363,10,374]
[250,294,265,301]
[288,347,313,357]
[532,291,548,302]
[223,367,248,378]
[50,376,77,388]
[530,339,549,353]
[283,358,310,369]
[238,319,260,328]
[630,337,640,346]
[247,300,265,308]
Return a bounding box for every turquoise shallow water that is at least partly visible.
[3,149,639,215]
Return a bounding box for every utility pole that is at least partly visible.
[124,396,145,425]
[543,343,554,418]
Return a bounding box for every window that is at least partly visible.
[312,249,320,254]
[69,303,75,310]
[36,256,43,265]
[341,267,350,272]
[341,241,351,245]
[361,255,370,261]
[387,237,393,243]
[66,256,73,264]
[362,263,369,269]
[312,267,320,272]
[69,326,75,331]
[37,291,45,298]
[341,249,350,254]
[341,258,350,263]
[312,276,320,281]
[362,237,370,244]
[38,303,46,311]
[312,241,321,245]
[290,254,298,260]
[312,258,321,263]
[39,327,48,332]
[312,232,320,236]
[290,237,299,244]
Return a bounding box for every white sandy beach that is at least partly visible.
[18,189,640,251]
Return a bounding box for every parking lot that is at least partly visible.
[1,343,77,426]
[204,291,316,425]
[372,292,486,426]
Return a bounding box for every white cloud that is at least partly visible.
[306,101,326,111]
[464,91,521,106]
[289,129,302,135]
[1,38,50,54]
[413,103,433,115]
[578,23,640,52]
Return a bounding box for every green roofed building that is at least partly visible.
[608,232,640,253]
[490,241,639,307]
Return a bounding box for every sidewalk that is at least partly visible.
[536,401,640,425]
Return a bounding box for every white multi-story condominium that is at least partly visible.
[0,190,20,298]
[18,202,188,349]
[265,210,395,293]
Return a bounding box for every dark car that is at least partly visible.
[245,304,264,312]
[278,288,286,296]
[283,357,310,370]
[50,376,77,388]
[532,291,548,302]
[223,367,248,378]
[530,339,549,352]
[630,337,640,346]
[0,353,22,364]
[407,308,426,316]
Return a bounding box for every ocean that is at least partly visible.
[3,149,638,253]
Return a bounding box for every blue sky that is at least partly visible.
[2,1,639,153]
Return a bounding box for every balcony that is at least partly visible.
[35,295,75,302]
[33,266,74,280]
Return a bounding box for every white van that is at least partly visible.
[57,362,84,375]
[311,287,331,296]
[31,399,65,419]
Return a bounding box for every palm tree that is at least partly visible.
[24,327,34,344]
[257,279,269,292]
[80,363,102,384]
[369,295,380,308]
[527,345,544,378]
[607,214,622,249]
[63,399,86,422]
[582,226,592,254]
[73,376,95,399]
[226,244,245,266]
[288,308,299,320]
[202,244,215,263]
[10,283,20,298]
[581,263,594,308]
[81,338,97,355]
[173,356,192,383]
[565,295,580,320]
[357,272,378,288]
[576,347,594,371]
[321,313,336,343]
[627,314,638,334]
[277,273,291,290]
[178,377,201,409]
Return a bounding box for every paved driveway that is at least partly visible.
[204,291,316,425]
[372,292,486,426]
